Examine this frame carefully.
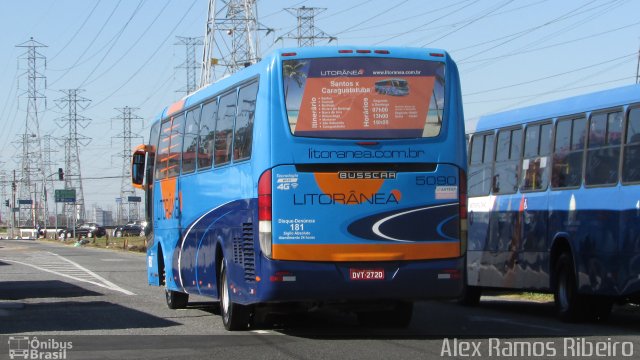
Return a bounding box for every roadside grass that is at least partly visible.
[493,291,554,303]
[42,235,147,253]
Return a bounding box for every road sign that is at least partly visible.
[17,199,33,205]
[55,189,76,203]
[127,196,142,203]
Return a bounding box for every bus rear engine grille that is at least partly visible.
[233,222,256,282]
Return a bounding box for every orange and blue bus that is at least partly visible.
[132,46,467,330]
[464,84,640,321]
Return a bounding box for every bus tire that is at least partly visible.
[165,288,189,309]
[357,301,413,328]
[458,285,482,306]
[554,252,585,321]
[219,261,251,331]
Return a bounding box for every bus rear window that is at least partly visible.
[283,57,445,139]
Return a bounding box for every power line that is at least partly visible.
[420,0,515,47]
[457,19,640,65]
[372,0,480,46]
[460,0,626,71]
[89,0,199,110]
[49,0,123,87]
[465,76,635,105]
[334,0,410,36]
[464,51,637,97]
[78,0,147,88]
[48,0,103,62]
[81,0,172,88]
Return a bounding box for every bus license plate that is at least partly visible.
[350,268,385,281]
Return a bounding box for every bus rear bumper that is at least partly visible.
[250,256,464,304]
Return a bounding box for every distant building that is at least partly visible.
[90,207,114,226]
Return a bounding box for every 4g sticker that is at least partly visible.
[276,174,299,191]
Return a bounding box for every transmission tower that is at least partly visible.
[176,36,204,95]
[200,0,272,86]
[112,107,143,224]
[278,7,336,47]
[55,89,91,225]
[15,37,47,227]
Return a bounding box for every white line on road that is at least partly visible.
[0,251,135,296]
[48,251,135,295]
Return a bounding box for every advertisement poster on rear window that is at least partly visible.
[283,57,445,139]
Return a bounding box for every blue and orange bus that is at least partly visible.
[132,46,467,330]
[464,84,640,321]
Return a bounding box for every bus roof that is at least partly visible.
[473,84,640,133]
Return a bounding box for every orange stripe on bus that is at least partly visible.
[167,99,185,116]
[271,243,460,262]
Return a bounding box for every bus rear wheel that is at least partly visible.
[165,289,189,309]
[219,261,251,331]
[554,253,586,321]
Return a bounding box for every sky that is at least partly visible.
[0,0,638,218]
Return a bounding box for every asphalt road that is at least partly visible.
[1,239,639,360]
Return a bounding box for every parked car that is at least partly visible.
[56,227,69,240]
[59,223,107,239]
[113,221,147,237]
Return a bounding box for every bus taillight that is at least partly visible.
[459,168,468,254]
[258,169,272,258]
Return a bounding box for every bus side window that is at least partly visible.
[155,120,173,180]
[493,128,521,195]
[234,81,258,162]
[552,116,585,188]
[623,107,640,183]
[198,100,217,170]
[167,114,185,178]
[182,107,201,174]
[585,110,622,186]
[215,91,237,166]
[521,122,551,192]
[468,132,494,197]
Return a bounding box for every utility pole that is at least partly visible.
[112,107,143,224]
[278,6,336,47]
[41,134,58,228]
[16,37,47,228]
[0,171,6,228]
[176,37,204,95]
[200,0,272,86]
[12,171,17,238]
[55,89,91,226]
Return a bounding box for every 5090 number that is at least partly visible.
[415,175,457,186]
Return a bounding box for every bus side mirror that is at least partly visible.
[132,148,147,189]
